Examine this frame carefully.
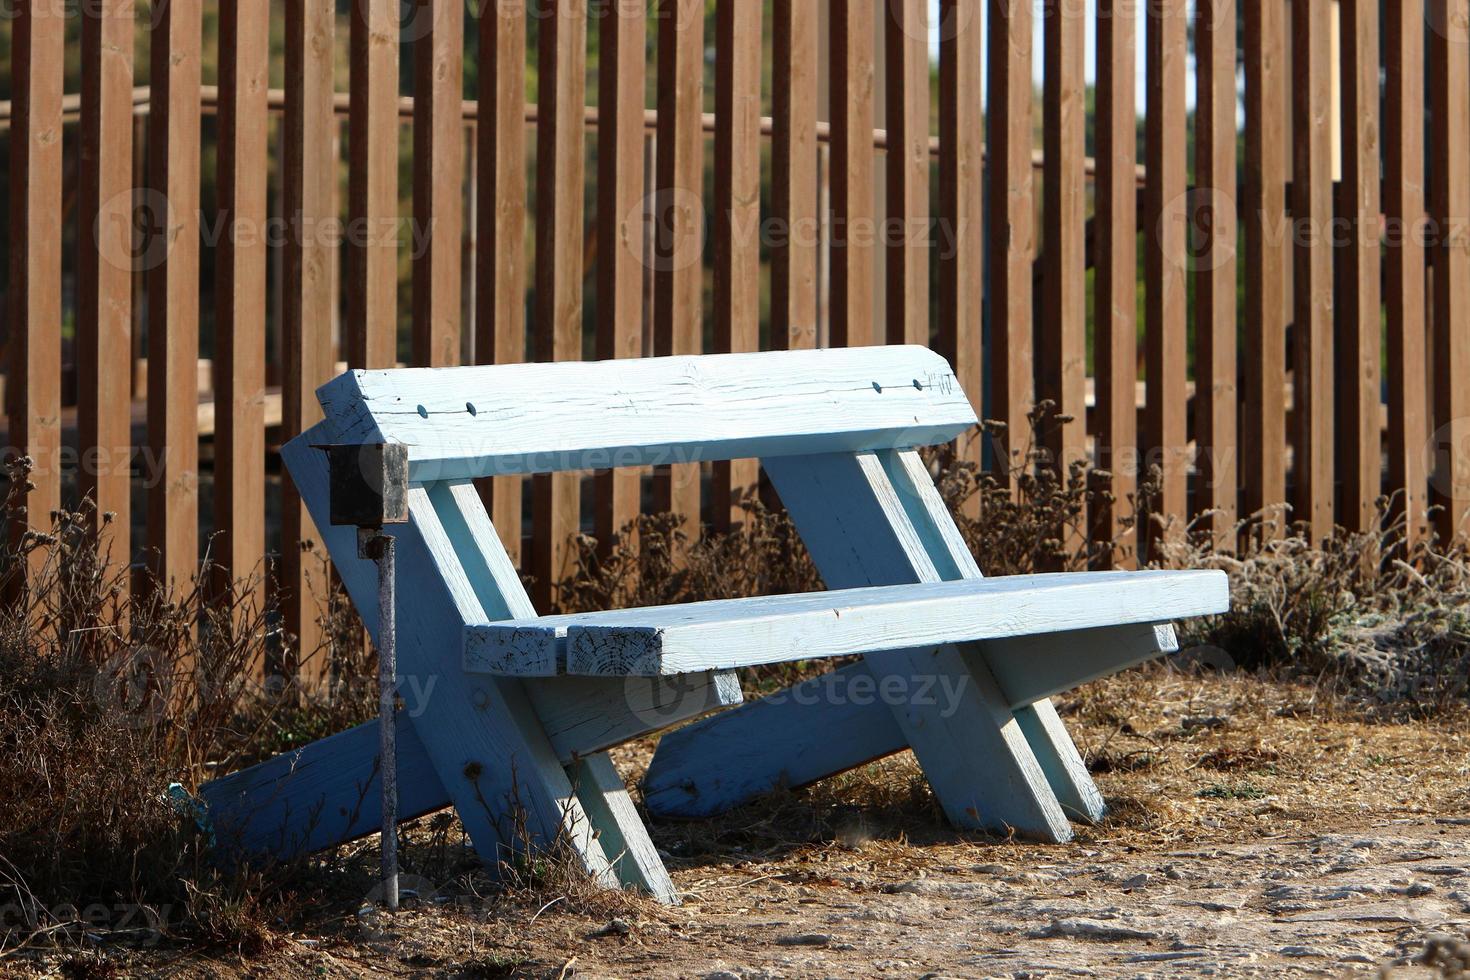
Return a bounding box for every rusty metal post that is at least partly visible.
[360,528,398,911]
[321,442,410,911]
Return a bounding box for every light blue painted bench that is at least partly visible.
[201,346,1228,904]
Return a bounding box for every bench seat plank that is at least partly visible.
[317,346,978,482]
[463,569,1227,676]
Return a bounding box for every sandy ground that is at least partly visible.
[11,669,1470,978]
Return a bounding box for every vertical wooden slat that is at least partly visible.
[1243,0,1288,534]
[413,0,464,367]
[146,0,202,596]
[986,0,1034,477]
[771,0,820,350]
[9,0,64,569]
[653,0,705,535]
[1093,0,1137,563]
[594,0,645,548]
[348,0,399,371]
[532,0,586,609]
[830,0,876,349]
[1143,0,1188,550]
[214,0,268,601]
[1290,0,1335,541]
[1194,0,1238,545]
[78,0,134,569]
[712,0,762,533]
[1384,0,1429,543]
[937,0,983,516]
[1040,0,1087,479]
[1429,0,1470,540]
[884,0,929,346]
[479,0,528,562]
[1337,0,1381,534]
[282,0,336,678]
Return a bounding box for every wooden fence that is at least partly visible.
[3,0,1470,670]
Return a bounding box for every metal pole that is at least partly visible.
[374,532,399,912]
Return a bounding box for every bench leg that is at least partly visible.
[1013,701,1106,823]
[756,451,1072,839]
[201,711,448,860]
[645,618,1176,825]
[571,754,679,904]
[202,721,679,903]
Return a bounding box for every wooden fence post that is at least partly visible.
[1291,0,1336,542]
[478,0,528,563]
[531,0,587,610]
[884,0,929,348]
[1243,0,1288,537]
[711,0,763,534]
[1093,0,1138,564]
[1384,0,1429,544]
[938,0,983,520]
[652,0,706,539]
[1041,0,1088,502]
[215,0,269,621]
[78,0,135,574]
[146,0,203,599]
[1429,0,1470,541]
[986,0,1034,482]
[1194,0,1238,547]
[282,0,336,684]
[831,0,876,351]
[771,0,820,351]
[348,0,400,372]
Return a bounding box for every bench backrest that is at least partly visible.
[316,346,976,483]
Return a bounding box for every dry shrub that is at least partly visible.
[558,492,821,614]
[0,459,375,953]
[933,404,1126,574]
[1157,506,1470,716]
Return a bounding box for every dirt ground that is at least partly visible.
[12,668,1470,979]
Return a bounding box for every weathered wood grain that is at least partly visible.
[1093,0,1137,562]
[203,662,740,860]
[411,0,463,368]
[146,0,203,597]
[937,0,983,517]
[653,0,705,537]
[594,0,646,547]
[1040,0,1088,485]
[985,0,1035,478]
[78,0,134,571]
[1429,0,1470,539]
[1384,0,1429,543]
[347,0,397,372]
[643,612,1176,820]
[770,0,820,350]
[885,0,930,347]
[570,754,678,904]
[831,0,876,350]
[532,0,587,608]
[214,0,267,616]
[317,347,978,482]
[762,451,1074,840]
[464,572,1224,677]
[1291,0,1335,541]
[477,0,528,562]
[275,426,634,890]
[1193,0,1238,545]
[711,0,763,533]
[1143,0,1188,549]
[1243,0,1288,535]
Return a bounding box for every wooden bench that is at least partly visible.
[201,346,1229,905]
